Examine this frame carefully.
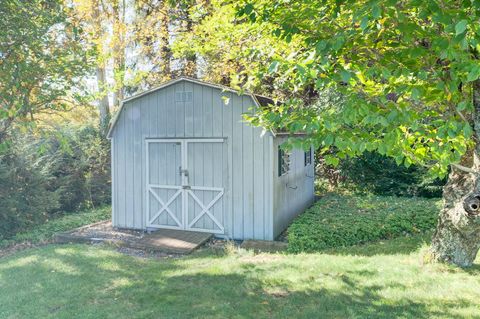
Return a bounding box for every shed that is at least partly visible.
[107,77,315,240]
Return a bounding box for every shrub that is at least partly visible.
[315,151,445,198]
[287,193,441,253]
[0,125,110,240]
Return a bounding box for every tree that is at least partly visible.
[237,0,480,266]
[0,0,92,144]
[133,0,174,86]
[171,0,301,95]
[71,0,127,135]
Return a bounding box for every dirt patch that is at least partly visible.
[67,221,145,241]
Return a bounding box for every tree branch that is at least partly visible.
[451,163,478,175]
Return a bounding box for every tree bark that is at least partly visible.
[112,0,126,109]
[182,10,197,78]
[159,8,172,77]
[429,80,480,267]
[96,66,110,136]
[91,0,111,136]
[429,157,480,267]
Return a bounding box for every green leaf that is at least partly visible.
[325,156,340,166]
[268,61,280,74]
[455,20,468,35]
[340,70,351,82]
[463,123,473,137]
[457,101,468,111]
[324,134,334,146]
[244,3,254,15]
[467,66,480,82]
[360,16,369,31]
[372,5,381,19]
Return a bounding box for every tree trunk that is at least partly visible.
[159,9,171,77]
[96,66,110,136]
[429,156,480,267]
[92,0,110,136]
[112,0,126,109]
[429,80,480,267]
[183,13,197,78]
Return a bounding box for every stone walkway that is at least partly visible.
[55,221,212,254]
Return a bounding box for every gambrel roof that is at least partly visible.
[107,77,276,139]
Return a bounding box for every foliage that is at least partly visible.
[0,0,93,142]
[43,125,111,212]
[0,140,60,239]
[316,152,445,197]
[0,125,110,240]
[0,206,110,249]
[171,0,301,96]
[238,0,480,177]
[1,240,479,318]
[287,193,441,253]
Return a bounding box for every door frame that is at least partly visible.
[145,138,226,233]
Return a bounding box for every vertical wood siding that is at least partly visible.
[110,80,275,240]
[271,137,316,238]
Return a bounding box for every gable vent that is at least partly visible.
[175,91,193,102]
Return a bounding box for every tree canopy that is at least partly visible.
[236,0,480,177]
[0,0,93,143]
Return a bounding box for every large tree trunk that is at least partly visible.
[429,80,480,267]
[429,155,480,267]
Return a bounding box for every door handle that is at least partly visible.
[178,166,189,177]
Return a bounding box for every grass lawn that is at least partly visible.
[1,235,479,319]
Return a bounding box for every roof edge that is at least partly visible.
[107,77,276,139]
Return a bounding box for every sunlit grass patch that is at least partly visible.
[0,239,478,319]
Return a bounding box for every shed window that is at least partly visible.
[304,148,312,166]
[278,146,290,176]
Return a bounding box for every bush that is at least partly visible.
[287,193,441,253]
[315,151,445,198]
[0,125,110,240]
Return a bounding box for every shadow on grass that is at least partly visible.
[0,244,478,318]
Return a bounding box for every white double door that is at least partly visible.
[146,139,226,234]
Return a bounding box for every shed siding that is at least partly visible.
[110,80,274,239]
[272,137,315,238]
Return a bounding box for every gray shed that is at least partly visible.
[107,77,315,240]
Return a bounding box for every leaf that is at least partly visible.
[360,16,369,30]
[467,66,480,82]
[463,123,473,137]
[455,20,468,35]
[457,101,467,111]
[324,134,334,146]
[340,70,351,82]
[325,156,340,166]
[372,5,381,19]
[244,3,254,15]
[268,61,280,74]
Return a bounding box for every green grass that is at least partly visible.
[288,193,442,252]
[0,206,110,249]
[0,235,479,319]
